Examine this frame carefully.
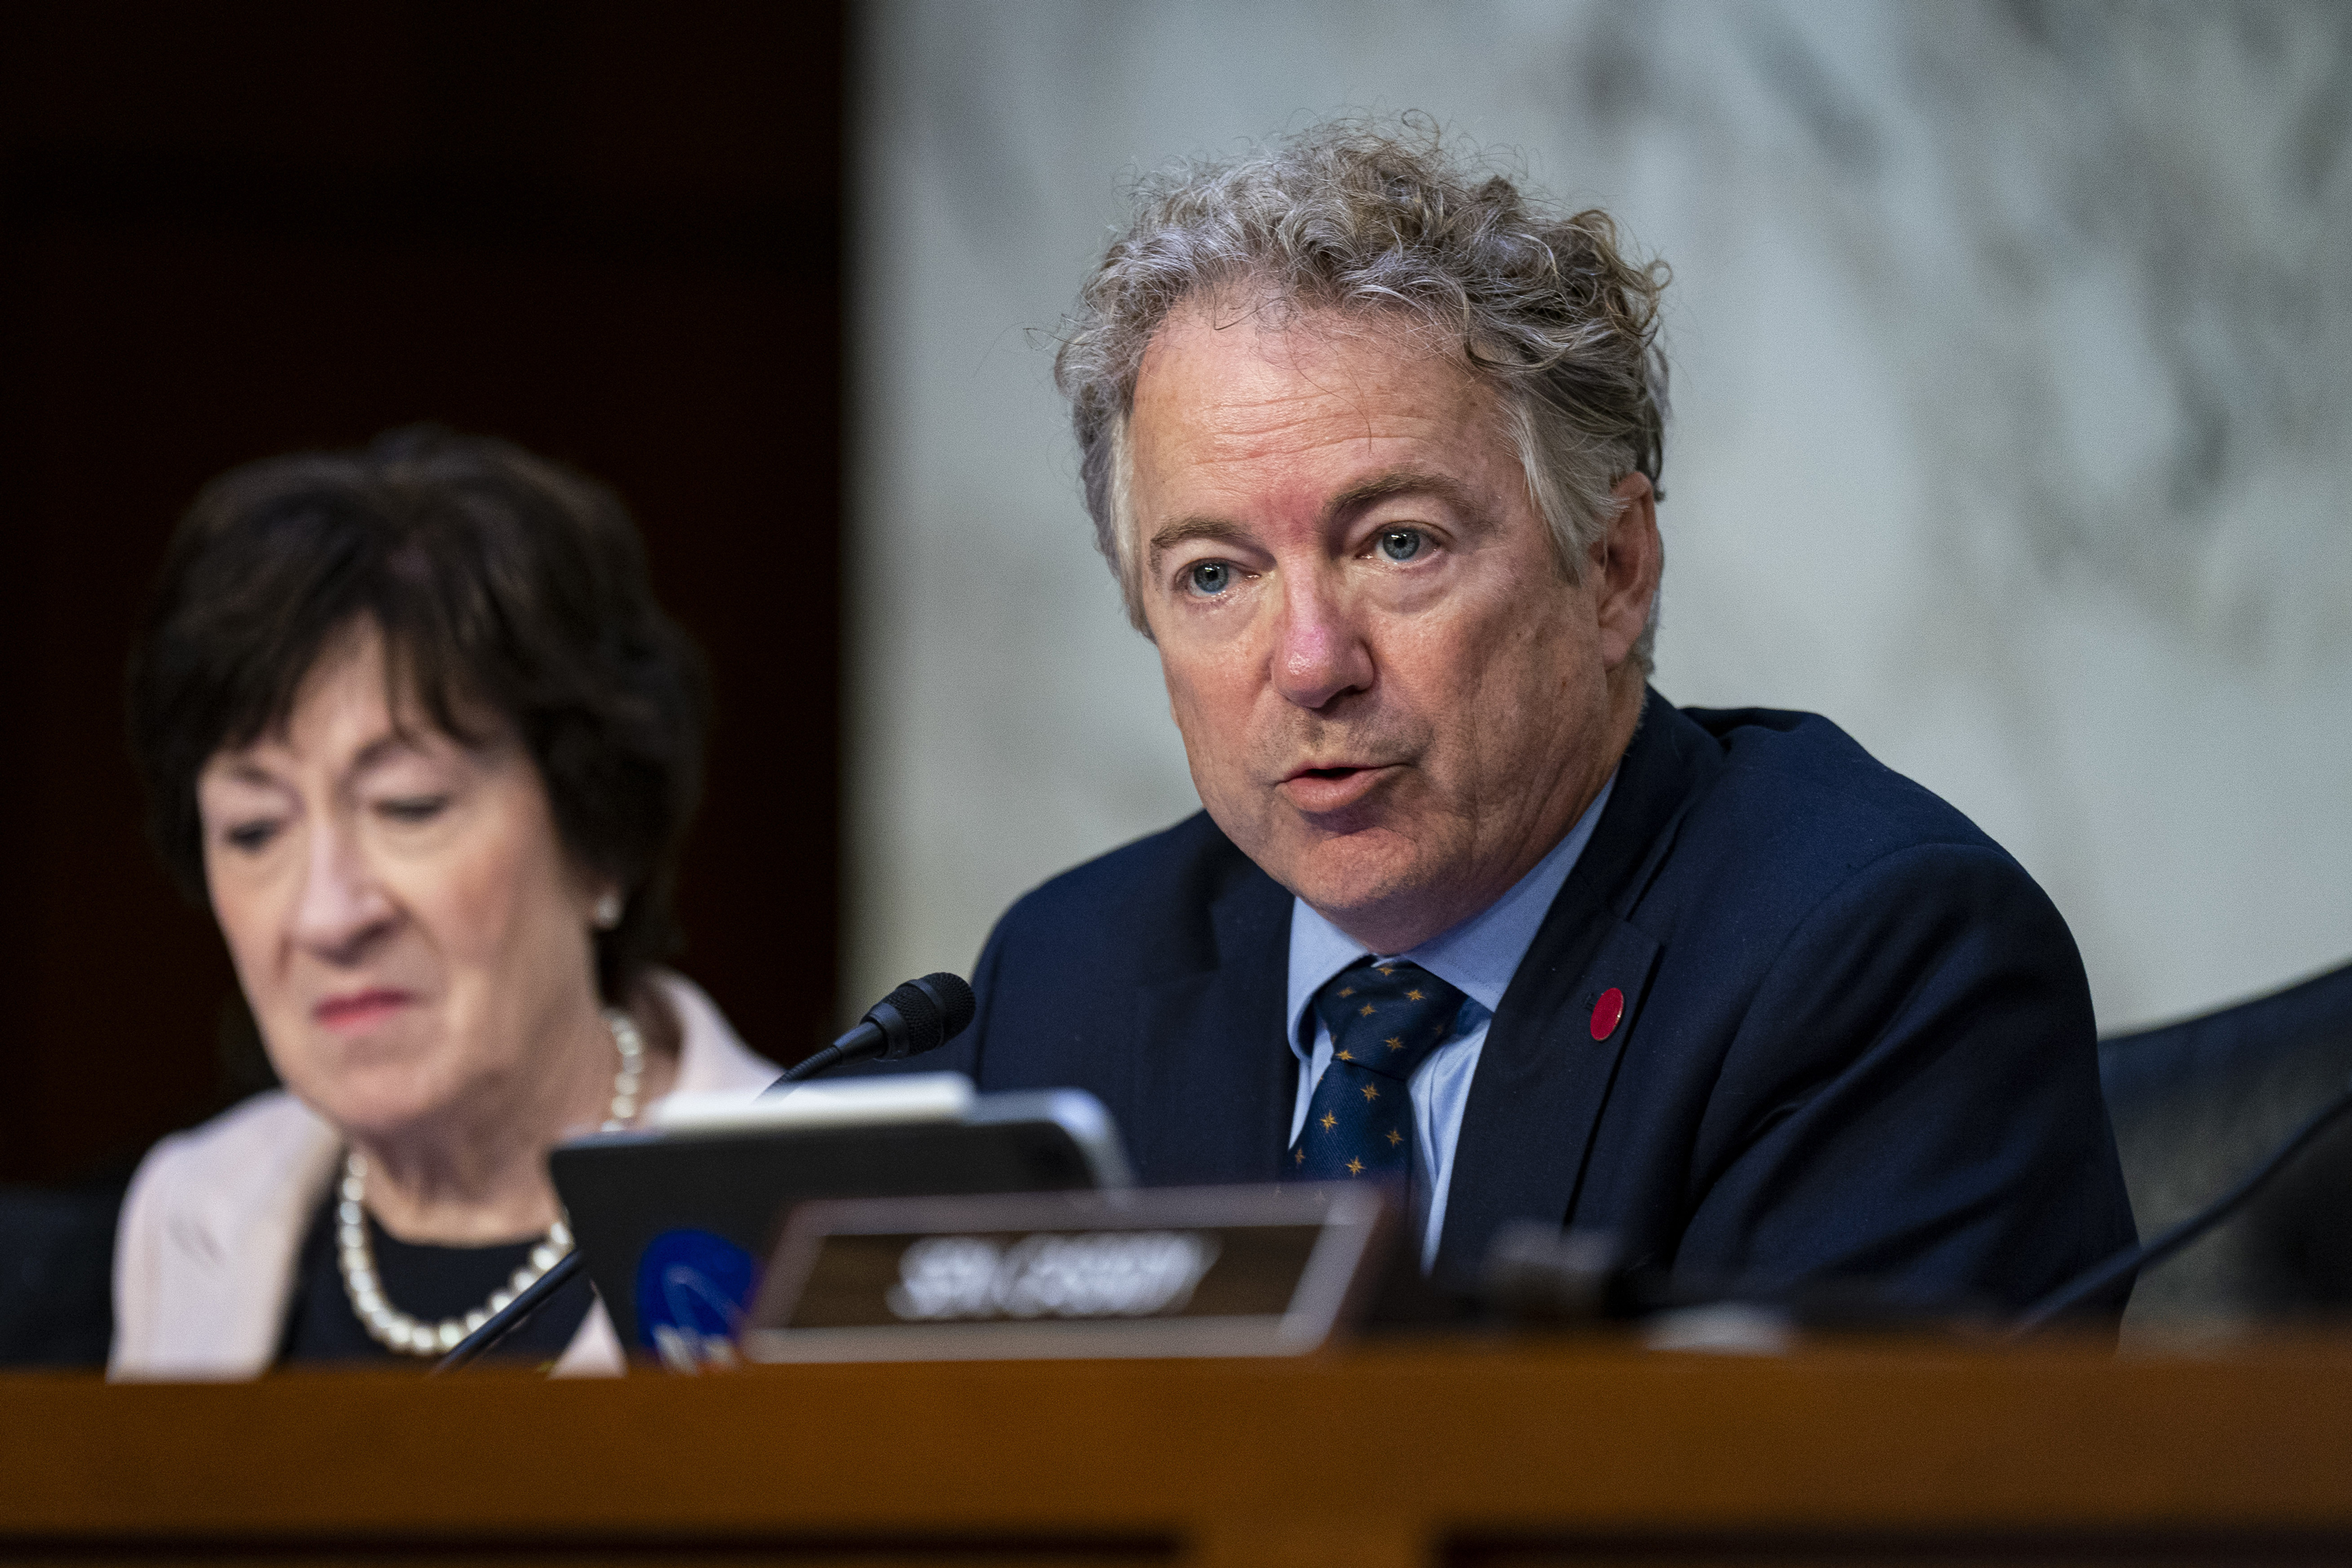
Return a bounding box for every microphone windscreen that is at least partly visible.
[931,971,978,1039]
[878,971,978,1057]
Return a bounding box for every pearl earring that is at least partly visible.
[593,891,623,930]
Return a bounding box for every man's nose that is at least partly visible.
[289,821,395,959]
[1270,568,1374,711]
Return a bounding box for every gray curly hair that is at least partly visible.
[1054,118,1671,668]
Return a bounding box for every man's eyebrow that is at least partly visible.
[1147,517,1254,566]
[1326,469,1485,521]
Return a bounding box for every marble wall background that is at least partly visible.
[844,0,2351,1034]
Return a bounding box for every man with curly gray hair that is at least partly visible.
[925,121,2132,1315]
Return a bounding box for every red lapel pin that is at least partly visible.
[1589,986,1624,1041]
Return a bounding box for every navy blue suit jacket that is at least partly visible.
[922,690,2136,1308]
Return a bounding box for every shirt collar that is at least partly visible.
[1283,769,1618,1060]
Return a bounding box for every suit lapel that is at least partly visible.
[1127,866,1295,1186]
[1432,692,1719,1283]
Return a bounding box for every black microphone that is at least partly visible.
[763,971,977,1091]
[434,972,977,1374]
[2010,1073,2352,1335]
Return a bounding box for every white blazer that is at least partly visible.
[110,972,777,1380]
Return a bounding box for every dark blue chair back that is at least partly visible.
[2099,958,2352,1330]
[0,1181,122,1368]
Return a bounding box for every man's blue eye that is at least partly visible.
[1188,561,1232,595]
[1377,528,1425,563]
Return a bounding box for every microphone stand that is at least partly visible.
[431,1250,587,1374]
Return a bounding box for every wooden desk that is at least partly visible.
[5,1337,2350,1567]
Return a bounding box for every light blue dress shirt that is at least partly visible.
[1286,772,1617,1272]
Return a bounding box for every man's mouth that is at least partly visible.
[1277,762,1392,813]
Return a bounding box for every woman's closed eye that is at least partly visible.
[223,818,283,853]
[375,794,452,825]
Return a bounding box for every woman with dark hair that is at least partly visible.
[112,427,774,1377]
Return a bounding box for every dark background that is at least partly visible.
[0,2,846,1188]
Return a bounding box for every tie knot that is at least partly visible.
[1311,959,1467,1081]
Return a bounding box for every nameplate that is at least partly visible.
[741,1184,1392,1363]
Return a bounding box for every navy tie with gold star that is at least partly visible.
[1290,958,1468,1183]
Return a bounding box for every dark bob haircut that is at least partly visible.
[126,426,710,1004]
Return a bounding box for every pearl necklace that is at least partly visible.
[335,1007,645,1357]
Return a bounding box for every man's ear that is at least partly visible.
[1589,471,1661,670]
